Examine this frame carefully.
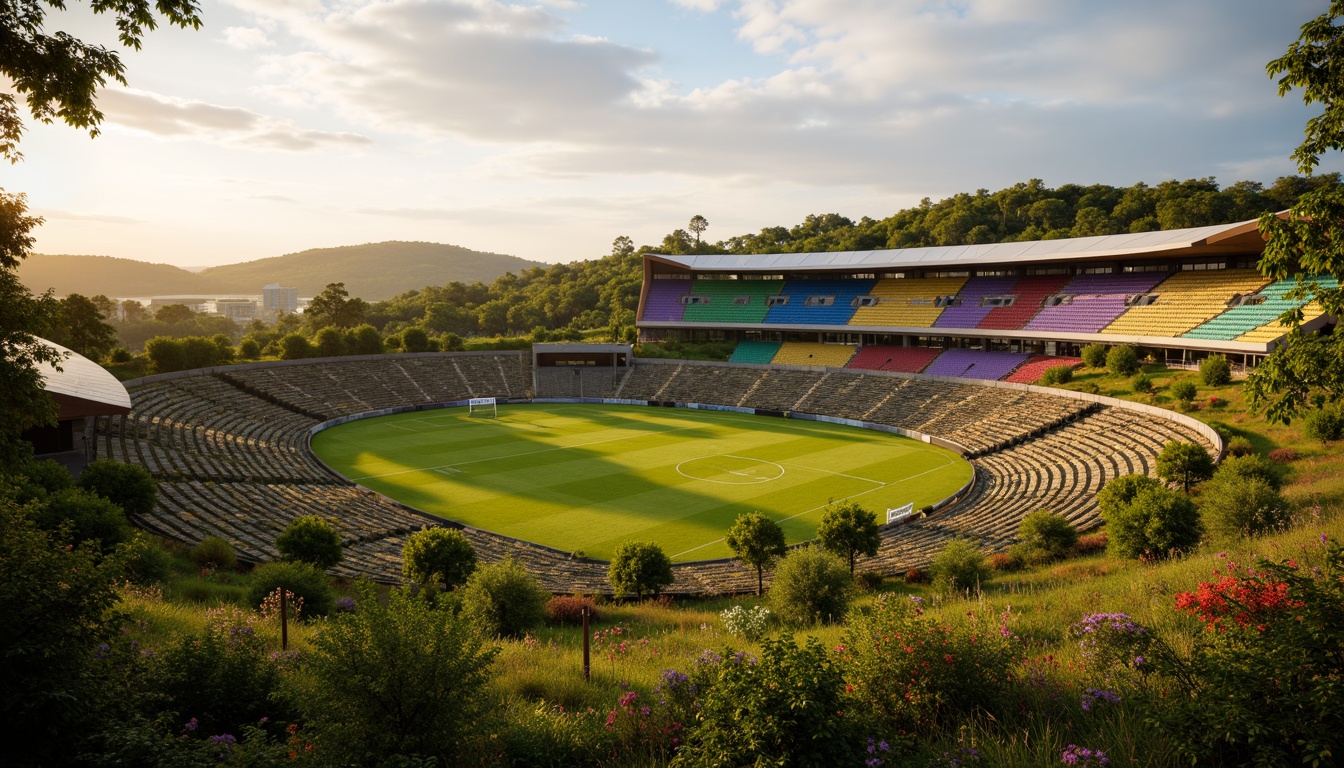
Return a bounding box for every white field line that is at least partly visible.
[669,455,964,560]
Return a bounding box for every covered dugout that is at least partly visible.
[24,338,131,457]
[532,343,632,398]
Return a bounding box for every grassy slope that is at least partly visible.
[311,403,971,562]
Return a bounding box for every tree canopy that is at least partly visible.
[725,512,788,596]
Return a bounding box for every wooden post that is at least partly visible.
[280,589,289,651]
[581,604,591,683]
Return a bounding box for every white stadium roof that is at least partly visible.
[644,218,1266,273]
[37,338,132,418]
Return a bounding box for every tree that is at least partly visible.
[400,326,431,353]
[1016,509,1078,560]
[293,580,498,765]
[154,303,195,325]
[275,515,344,570]
[459,557,549,639]
[278,332,312,360]
[53,293,116,359]
[1248,2,1344,423]
[929,538,990,596]
[402,527,477,591]
[1304,406,1344,444]
[725,512,788,596]
[1156,441,1215,493]
[768,547,852,627]
[1,493,126,766]
[1106,344,1139,376]
[313,326,347,357]
[816,500,881,575]
[612,235,635,258]
[29,487,134,553]
[1101,485,1202,559]
[305,282,367,330]
[0,194,61,463]
[75,459,157,517]
[688,214,709,243]
[608,540,674,600]
[346,324,384,355]
[1081,343,1108,368]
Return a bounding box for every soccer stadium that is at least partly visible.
[87,217,1333,595]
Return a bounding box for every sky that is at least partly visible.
[5,0,1341,268]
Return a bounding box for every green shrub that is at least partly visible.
[929,538,990,596]
[460,557,549,639]
[11,458,73,498]
[278,332,312,360]
[768,547,852,627]
[608,540,673,600]
[1225,435,1255,457]
[293,580,498,764]
[673,635,861,767]
[1303,407,1344,444]
[843,594,1017,732]
[1097,473,1164,517]
[1215,453,1286,491]
[402,527,477,591]
[191,535,238,570]
[1081,343,1108,368]
[1038,365,1073,385]
[1199,354,1232,386]
[237,338,260,359]
[1132,371,1153,393]
[1171,379,1198,404]
[123,533,174,584]
[401,327,431,353]
[31,487,133,553]
[1016,509,1078,560]
[1101,485,1202,559]
[108,346,133,364]
[1199,473,1289,539]
[275,514,343,570]
[346,324,384,355]
[246,561,334,618]
[76,459,157,517]
[1106,344,1139,376]
[314,326,347,357]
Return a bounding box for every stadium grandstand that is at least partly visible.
[27,337,131,460]
[636,218,1337,377]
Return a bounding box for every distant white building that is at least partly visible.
[213,298,258,322]
[263,284,299,315]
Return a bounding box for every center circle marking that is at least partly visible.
[675,455,786,485]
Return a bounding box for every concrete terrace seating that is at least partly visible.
[848,276,969,328]
[1102,269,1272,338]
[922,349,1030,381]
[536,367,622,399]
[764,279,873,326]
[979,275,1072,330]
[113,356,1217,595]
[641,279,691,322]
[680,278,782,324]
[845,345,941,373]
[1003,355,1082,384]
[729,340,782,364]
[770,341,857,368]
[1025,272,1168,334]
[1184,276,1339,342]
[934,276,1018,328]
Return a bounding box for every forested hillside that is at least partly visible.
[363,176,1340,341]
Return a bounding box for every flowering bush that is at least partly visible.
[1149,540,1344,766]
[1061,743,1109,766]
[841,595,1018,732]
[719,604,771,641]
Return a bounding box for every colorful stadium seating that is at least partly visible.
[845,345,941,373]
[770,341,857,367]
[1024,272,1169,334]
[1002,355,1082,384]
[848,276,969,328]
[934,276,1018,328]
[1183,276,1339,342]
[763,278,873,325]
[680,278,782,323]
[642,279,690,322]
[921,349,1030,380]
[729,340,782,364]
[1101,269,1272,338]
[979,275,1073,330]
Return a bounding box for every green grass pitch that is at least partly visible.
[311,404,973,563]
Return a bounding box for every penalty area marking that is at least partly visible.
[675,455,786,485]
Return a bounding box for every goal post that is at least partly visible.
[468,397,497,418]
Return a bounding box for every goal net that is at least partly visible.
[468,397,498,418]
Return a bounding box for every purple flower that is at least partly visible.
[1081,687,1121,712]
[1062,744,1109,767]
[210,734,237,747]
[184,717,199,732]
[1132,656,1146,667]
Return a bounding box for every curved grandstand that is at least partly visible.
[95,350,1218,595]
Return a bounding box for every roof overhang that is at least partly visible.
[37,338,132,419]
[643,218,1268,275]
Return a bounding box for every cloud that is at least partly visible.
[98,88,372,151]
[224,0,1330,191]
[222,26,274,50]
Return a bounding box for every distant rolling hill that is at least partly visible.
[21,242,542,301]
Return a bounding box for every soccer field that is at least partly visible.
[311,404,972,563]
